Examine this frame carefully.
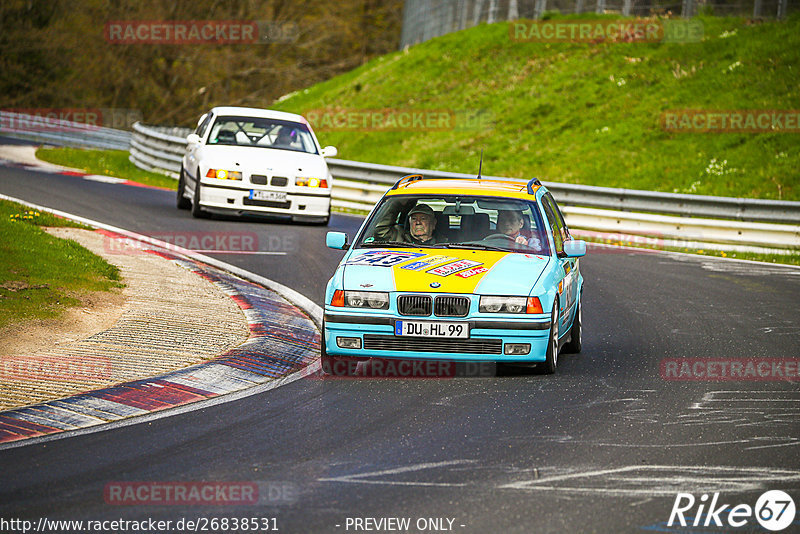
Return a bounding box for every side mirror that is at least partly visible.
[186,133,201,145]
[321,146,338,158]
[563,240,587,258]
[326,231,348,250]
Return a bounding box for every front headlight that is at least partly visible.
[479,296,542,314]
[296,177,328,188]
[206,169,242,180]
[344,291,389,310]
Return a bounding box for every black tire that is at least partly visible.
[176,166,191,209]
[190,169,208,219]
[319,319,338,376]
[562,297,582,354]
[539,303,559,374]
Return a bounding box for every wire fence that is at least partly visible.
[400,0,797,46]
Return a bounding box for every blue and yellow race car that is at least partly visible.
[323,174,586,374]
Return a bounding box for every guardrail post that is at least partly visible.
[622,0,633,16]
[595,0,605,14]
[777,0,787,18]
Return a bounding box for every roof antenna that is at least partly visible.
[477,149,483,180]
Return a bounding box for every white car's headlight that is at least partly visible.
[206,169,242,180]
[479,296,543,314]
[296,177,328,188]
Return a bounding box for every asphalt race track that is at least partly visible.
[1,148,799,533]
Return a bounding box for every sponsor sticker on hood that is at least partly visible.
[427,259,483,277]
[345,250,425,267]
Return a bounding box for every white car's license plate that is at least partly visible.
[250,190,287,202]
[395,320,469,338]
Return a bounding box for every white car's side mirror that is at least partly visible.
[321,146,338,158]
[186,133,202,145]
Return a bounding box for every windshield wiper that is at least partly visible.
[359,241,415,248]
[440,243,509,252]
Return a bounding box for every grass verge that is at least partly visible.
[36,147,178,190]
[274,13,800,201]
[0,199,124,329]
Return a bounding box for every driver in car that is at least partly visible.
[373,202,447,246]
[496,209,543,251]
[496,209,529,245]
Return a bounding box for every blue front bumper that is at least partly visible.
[324,310,551,362]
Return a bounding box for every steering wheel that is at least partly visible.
[483,233,518,242]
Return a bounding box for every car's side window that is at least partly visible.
[196,114,213,138]
[540,199,564,255]
[543,194,570,245]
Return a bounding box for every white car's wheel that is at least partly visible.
[177,166,191,210]
[190,169,208,219]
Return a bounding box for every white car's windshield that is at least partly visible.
[206,116,318,154]
[356,195,551,255]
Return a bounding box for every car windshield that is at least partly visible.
[206,116,318,154]
[355,194,551,255]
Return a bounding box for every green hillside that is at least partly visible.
[274,14,800,200]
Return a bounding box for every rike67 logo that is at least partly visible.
[668,490,796,531]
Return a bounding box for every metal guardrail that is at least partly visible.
[129,123,191,177]
[0,110,131,151]
[325,159,800,225]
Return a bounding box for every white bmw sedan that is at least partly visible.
[178,106,337,224]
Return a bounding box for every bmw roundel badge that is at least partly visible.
[430,282,441,288]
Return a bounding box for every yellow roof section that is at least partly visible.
[386,177,541,199]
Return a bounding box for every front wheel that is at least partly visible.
[190,169,208,219]
[319,320,339,376]
[562,298,582,354]
[539,304,559,374]
[177,166,191,209]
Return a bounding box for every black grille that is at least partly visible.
[270,176,288,187]
[435,296,469,317]
[250,174,268,185]
[363,334,502,355]
[243,198,291,209]
[398,295,432,316]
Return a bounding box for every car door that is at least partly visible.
[186,112,213,185]
[541,193,578,334]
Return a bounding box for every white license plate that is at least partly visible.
[250,190,287,202]
[395,320,469,338]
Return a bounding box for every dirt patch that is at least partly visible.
[0,227,250,411]
[0,287,125,359]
